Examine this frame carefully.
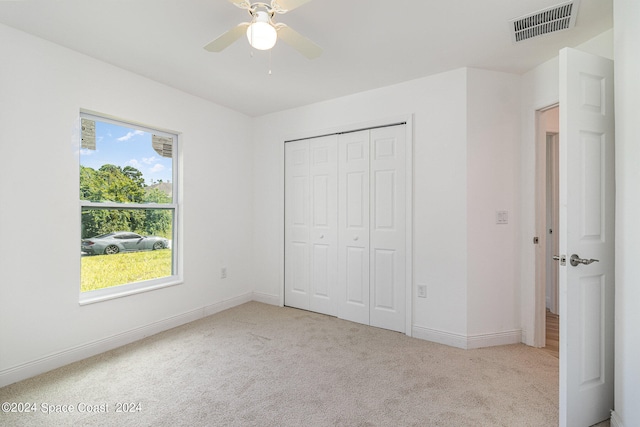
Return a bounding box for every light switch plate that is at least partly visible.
[496,210,509,224]
[417,285,427,298]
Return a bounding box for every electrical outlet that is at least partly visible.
[220,267,227,279]
[417,285,427,298]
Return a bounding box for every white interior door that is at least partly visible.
[285,137,337,314]
[369,126,406,332]
[285,140,311,310]
[558,47,615,427]
[309,136,338,315]
[338,130,371,325]
[337,126,406,332]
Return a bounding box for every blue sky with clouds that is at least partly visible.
[80,121,173,185]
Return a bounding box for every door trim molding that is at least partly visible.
[610,410,624,427]
[534,102,560,348]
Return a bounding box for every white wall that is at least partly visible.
[613,1,640,425]
[0,24,254,386]
[252,68,468,339]
[252,67,523,348]
[519,56,560,346]
[466,69,521,344]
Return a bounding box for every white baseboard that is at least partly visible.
[0,292,254,388]
[466,329,522,349]
[202,292,253,317]
[251,291,280,306]
[412,326,522,350]
[610,410,624,427]
[412,325,468,349]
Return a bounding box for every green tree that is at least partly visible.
[98,164,145,203]
[80,164,149,238]
[123,166,145,189]
[82,209,135,238]
[142,188,173,238]
[80,166,104,202]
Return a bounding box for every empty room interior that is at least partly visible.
[0,1,638,426]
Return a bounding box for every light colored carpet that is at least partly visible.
[0,302,609,426]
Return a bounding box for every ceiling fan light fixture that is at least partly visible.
[246,11,277,50]
[204,1,322,59]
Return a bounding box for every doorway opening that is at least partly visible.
[535,104,559,358]
[544,131,559,358]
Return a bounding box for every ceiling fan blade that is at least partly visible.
[272,0,312,13]
[276,24,322,59]
[228,0,252,10]
[204,23,250,52]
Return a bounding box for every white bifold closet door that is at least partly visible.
[285,125,406,333]
[337,127,406,332]
[284,135,338,316]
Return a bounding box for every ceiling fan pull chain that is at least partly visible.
[269,49,272,75]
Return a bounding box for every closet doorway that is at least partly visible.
[284,122,412,334]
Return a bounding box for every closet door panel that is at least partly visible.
[346,172,366,228]
[369,126,406,333]
[309,136,338,315]
[338,131,370,325]
[285,141,311,310]
[373,248,396,310]
[373,170,396,229]
[346,246,367,304]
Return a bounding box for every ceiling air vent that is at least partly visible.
[510,0,580,43]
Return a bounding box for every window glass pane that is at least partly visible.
[79,114,178,298]
[81,207,173,242]
[81,208,174,292]
[80,119,174,203]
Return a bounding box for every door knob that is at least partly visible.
[319,234,324,239]
[569,254,599,267]
[353,236,359,241]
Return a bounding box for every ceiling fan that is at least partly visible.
[204,0,322,59]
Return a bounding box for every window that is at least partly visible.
[79,112,179,303]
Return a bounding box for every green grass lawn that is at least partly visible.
[81,249,172,292]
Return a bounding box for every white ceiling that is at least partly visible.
[0,0,612,117]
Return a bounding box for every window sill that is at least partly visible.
[79,277,183,306]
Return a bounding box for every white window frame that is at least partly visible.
[78,111,181,305]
